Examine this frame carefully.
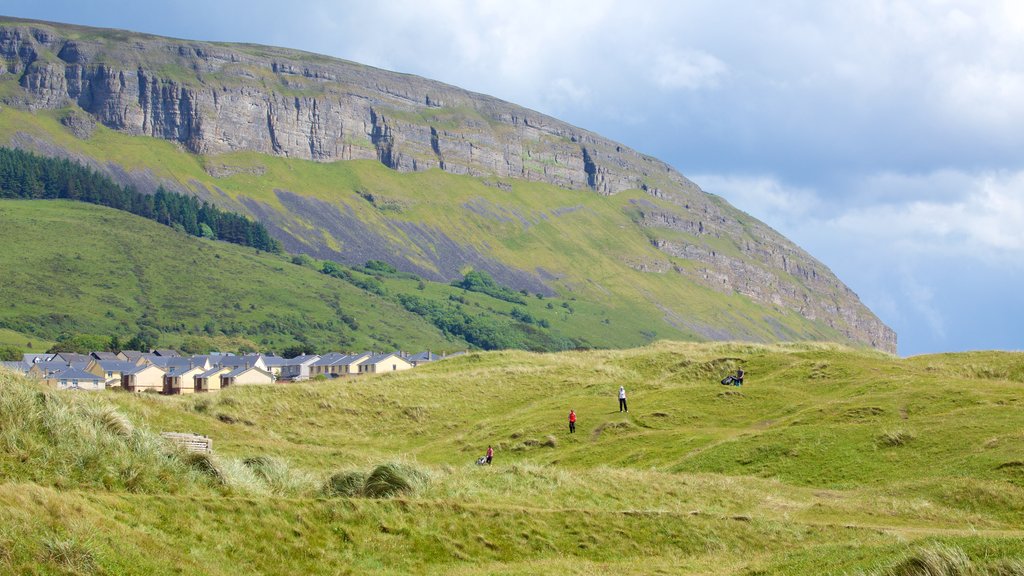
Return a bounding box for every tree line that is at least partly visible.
[0,147,280,253]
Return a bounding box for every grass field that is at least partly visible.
[1,342,1022,574]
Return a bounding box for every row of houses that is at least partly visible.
[0,348,451,394]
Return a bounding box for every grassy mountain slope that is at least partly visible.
[1,343,1022,574]
[0,199,673,352]
[0,199,470,352]
[0,104,860,351]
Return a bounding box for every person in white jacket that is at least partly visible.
[618,386,628,412]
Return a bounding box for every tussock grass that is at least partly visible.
[323,470,367,497]
[241,455,315,495]
[878,429,916,447]
[41,535,96,573]
[879,544,977,576]
[362,462,430,498]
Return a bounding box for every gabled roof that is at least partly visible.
[360,351,409,365]
[119,351,146,361]
[166,365,204,377]
[408,351,441,362]
[22,353,54,364]
[216,356,263,369]
[30,361,80,375]
[223,366,273,379]
[52,367,104,381]
[147,356,193,369]
[151,349,181,357]
[90,351,119,361]
[261,355,287,367]
[124,364,166,376]
[94,360,138,372]
[284,354,320,365]
[197,366,231,379]
[52,352,91,364]
[0,361,28,374]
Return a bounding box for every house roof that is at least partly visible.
[223,366,273,379]
[197,366,230,379]
[94,360,138,372]
[261,355,287,367]
[0,361,27,374]
[22,353,54,364]
[216,356,262,368]
[151,349,181,357]
[90,351,119,361]
[124,364,166,376]
[53,352,91,363]
[147,356,194,369]
[408,351,441,362]
[166,365,203,377]
[52,367,104,381]
[284,354,320,365]
[360,352,409,366]
[119,350,146,361]
[31,361,86,375]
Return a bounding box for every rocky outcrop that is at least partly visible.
[0,18,897,353]
[0,20,694,198]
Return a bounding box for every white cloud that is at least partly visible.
[833,171,1024,259]
[652,49,727,91]
[690,174,821,227]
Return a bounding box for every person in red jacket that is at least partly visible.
[568,409,577,434]
[486,445,494,465]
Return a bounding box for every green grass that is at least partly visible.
[2,342,1022,574]
[0,199,467,353]
[0,103,870,351]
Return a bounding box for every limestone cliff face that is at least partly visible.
[0,18,897,353]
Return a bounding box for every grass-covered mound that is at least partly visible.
[2,343,1023,574]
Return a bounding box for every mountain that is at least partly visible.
[0,17,897,353]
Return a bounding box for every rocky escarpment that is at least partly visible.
[0,18,897,353]
[631,195,893,351]
[0,19,693,198]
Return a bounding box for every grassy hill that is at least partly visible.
[1,343,1022,574]
[0,199,650,353]
[0,102,881,351]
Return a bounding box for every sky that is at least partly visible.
[5,1,1023,356]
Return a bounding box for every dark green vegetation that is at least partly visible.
[0,200,597,353]
[1,343,1022,574]
[0,147,280,252]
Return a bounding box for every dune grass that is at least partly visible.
[1,343,1023,574]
